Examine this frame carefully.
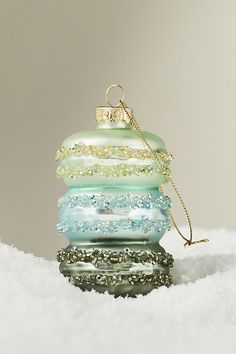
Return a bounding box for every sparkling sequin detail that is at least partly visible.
[56,216,171,235]
[67,271,172,287]
[58,192,172,210]
[57,247,174,267]
[55,143,173,162]
[56,164,171,179]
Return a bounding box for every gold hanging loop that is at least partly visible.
[119,99,209,247]
[105,84,125,107]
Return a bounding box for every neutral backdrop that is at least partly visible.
[0,0,235,260]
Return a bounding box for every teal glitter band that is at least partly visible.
[68,271,172,287]
[57,216,171,235]
[57,247,174,267]
[58,193,171,211]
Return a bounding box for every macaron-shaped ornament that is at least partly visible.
[56,85,208,297]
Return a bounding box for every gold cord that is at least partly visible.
[119,99,209,247]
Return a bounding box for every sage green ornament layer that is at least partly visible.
[56,87,173,297]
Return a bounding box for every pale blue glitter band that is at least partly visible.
[58,193,171,211]
[57,216,171,235]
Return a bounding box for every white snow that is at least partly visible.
[0,227,236,354]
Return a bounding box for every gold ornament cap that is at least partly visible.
[95,84,133,124]
[95,106,133,124]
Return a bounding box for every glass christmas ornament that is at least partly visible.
[56,84,208,297]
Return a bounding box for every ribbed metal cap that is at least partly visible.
[95,106,133,124]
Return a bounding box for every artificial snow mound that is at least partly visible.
[0,227,236,354]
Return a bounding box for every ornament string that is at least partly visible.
[119,99,209,247]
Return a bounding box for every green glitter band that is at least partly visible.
[67,271,172,287]
[56,164,171,179]
[57,247,174,268]
[55,144,173,162]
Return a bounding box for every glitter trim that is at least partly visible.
[56,216,171,235]
[67,271,172,287]
[56,164,171,179]
[57,247,174,267]
[58,193,171,211]
[55,143,173,162]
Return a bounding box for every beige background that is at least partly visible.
[0,0,235,260]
